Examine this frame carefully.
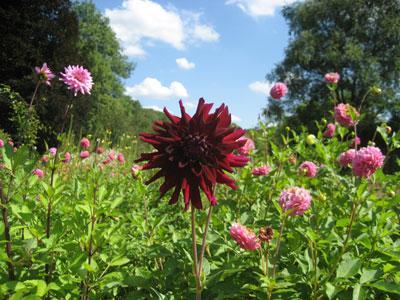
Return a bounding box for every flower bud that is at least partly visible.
[306,134,317,145]
[370,86,382,95]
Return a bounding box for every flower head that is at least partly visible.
[334,103,359,127]
[80,137,91,149]
[96,147,105,154]
[259,226,274,243]
[299,161,318,177]
[279,187,312,216]
[229,223,260,250]
[108,150,116,161]
[270,82,288,100]
[324,72,340,84]
[33,168,45,178]
[237,137,255,156]
[136,98,249,210]
[252,165,271,176]
[131,164,142,178]
[352,146,385,177]
[80,151,90,159]
[63,152,71,163]
[35,63,55,86]
[60,65,93,96]
[338,149,356,167]
[117,153,125,164]
[323,123,336,138]
[49,147,57,156]
[0,139,4,148]
[350,136,361,148]
[41,155,49,163]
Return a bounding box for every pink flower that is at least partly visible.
[80,137,91,149]
[8,140,14,147]
[229,223,261,251]
[252,165,271,176]
[131,164,142,177]
[323,123,336,138]
[117,153,125,164]
[324,72,340,84]
[35,63,55,86]
[338,149,356,167]
[350,136,361,148]
[334,103,359,127]
[0,139,4,148]
[102,158,111,165]
[96,147,104,154]
[60,65,93,96]
[237,137,255,156]
[299,161,318,177]
[33,168,45,178]
[270,82,288,100]
[41,155,49,163]
[63,152,71,163]
[108,150,116,161]
[49,147,57,156]
[279,187,312,216]
[352,146,385,178]
[80,151,90,159]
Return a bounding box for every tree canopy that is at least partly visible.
[266,0,400,133]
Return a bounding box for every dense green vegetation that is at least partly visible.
[0,1,163,149]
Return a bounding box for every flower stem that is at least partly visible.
[197,205,213,279]
[191,206,201,299]
[272,215,286,278]
[29,81,40,110]
[0,180,16,280]
[327,201,359,280]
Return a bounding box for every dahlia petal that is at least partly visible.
[216,172,237,189]
[222,128,247,143]
[190,184,203,209]
[163,107,180,124]
[169,185,181,205]
[145,170,164,185]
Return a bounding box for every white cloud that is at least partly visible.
[143,105,163,112]
[105,0,219,57]
[193,24,220,42]
[249,80,273,95]
[126,77,189,100]
[183,101,196,108]
[226,0,297,18]
[232,114,242,122]
[176,57,196,70]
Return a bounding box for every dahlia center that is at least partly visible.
[181,134,209,161]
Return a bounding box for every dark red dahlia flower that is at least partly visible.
[136,98,249,210]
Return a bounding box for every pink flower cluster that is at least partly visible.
[279,187,312,216]
[299,161,318,177]
[323,123,336,138]
[270,82,288,100]
[350,136,361,148]
[35,63,55,86]
[33,168,45,178]
[0,139,4,148]
[334,103,359,127]
[237,137,255,156]
[252,165,271,176]
[338,149,356,167]
[80,137,91,149]
[352,146,385,178]
[229,223,260,251]
[49,147,57,156]
[324,72,340,84]
[60,65,93,96]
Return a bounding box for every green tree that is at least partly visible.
[266,0,400,133]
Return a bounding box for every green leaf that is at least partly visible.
[360,269,377,283]
[336,258,361,278]
[369,281,400,295]
[325,282,340,299]
[110,257,130,267]
[352,283,366,300]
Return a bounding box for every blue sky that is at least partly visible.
[92,0,295,128]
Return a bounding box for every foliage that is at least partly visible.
[0,85,41,147]
[0,115,399,299]
[266,0,400,133]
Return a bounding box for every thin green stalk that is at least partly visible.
[272,216,286,278]
[29,81,40,110]
[191,206,201,300]
[197,205,213,279]
[0,180,16,280]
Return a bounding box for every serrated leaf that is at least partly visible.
[336,258,361,278]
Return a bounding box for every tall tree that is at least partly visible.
[266,0,400,132]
